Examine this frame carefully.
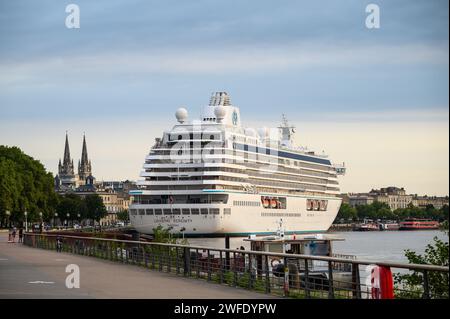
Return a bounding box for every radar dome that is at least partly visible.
[214,105,227,123]
[244,128,257,137]
[257,127,268,138]
[175,107,188,123]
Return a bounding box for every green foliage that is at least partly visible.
[152,225,189,245]
[347,201,449,221]
[84,194,107,222]
[0,145,58,226]
[117,210,130,222]
[395,224,449,299]
[336,203,357,221]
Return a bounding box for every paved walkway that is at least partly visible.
[0,233,275,299]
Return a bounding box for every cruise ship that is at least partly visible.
[129,92,346,236]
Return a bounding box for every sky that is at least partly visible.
[0,0,448,196]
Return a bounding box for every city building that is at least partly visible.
[342,186,448,211]
[55,132,135,225]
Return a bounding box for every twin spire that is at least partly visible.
[58,132,92,182]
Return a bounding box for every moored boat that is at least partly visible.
[399,219,439,230]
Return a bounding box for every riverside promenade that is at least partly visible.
[0,233,274,299]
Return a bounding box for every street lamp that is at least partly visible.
[39,212,43,233]
[66,213,70,228]
[24,211,28,232]
[54,213,58,228]
[5,210,10,228]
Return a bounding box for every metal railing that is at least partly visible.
[23,233,449,299]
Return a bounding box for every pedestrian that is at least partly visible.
[18,227,23,243]
[12,227,16,243]
[8,227,13,243]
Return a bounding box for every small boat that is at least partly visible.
[379,222,399,231]
[399,219,439,230]
[353,223,379,231]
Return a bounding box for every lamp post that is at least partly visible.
[39,212,43,233]
[5,210,11,228]
[24,211,28,232]
[77,213,81,228]
[66,213,70,228]
[54,213,58,228]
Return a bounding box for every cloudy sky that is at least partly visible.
[0,0,448,196]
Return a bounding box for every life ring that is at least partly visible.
[371,265,394,299]
[270,258,281,268]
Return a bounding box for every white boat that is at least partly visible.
[129,92,346,236]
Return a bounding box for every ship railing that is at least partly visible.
[23,233,449,299]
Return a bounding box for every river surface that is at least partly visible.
[188,230,448,264]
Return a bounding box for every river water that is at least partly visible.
[189,230,448,264]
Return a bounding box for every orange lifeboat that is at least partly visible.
[270,198,277,208]
[262,197,270,208]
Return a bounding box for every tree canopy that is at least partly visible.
[0,145,58,226]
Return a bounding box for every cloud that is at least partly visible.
[0,43,447,87]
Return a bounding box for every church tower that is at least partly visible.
[78,134,92,185]
[56,132,77,190]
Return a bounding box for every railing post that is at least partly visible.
[283,256,289,297]
[183,247,191,277]
[304,258,311,298]
[265,254,270,294]
[207,249,212,282]
[422,270,430,299]
[248,253,253,290]
[219,251,224,284]
[328,261,334,299]
[175,246,180,275]
[233,252,237,287]
[352,263,361,299]
[196,249,200,278]
[167,247,172,273]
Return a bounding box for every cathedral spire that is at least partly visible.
[63,132,71,166]
[78,133,92,182]
[80,134,89,165]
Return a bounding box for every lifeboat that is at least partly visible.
[312,200,319,211]
[270,198,278,208]
[262,197,270,208]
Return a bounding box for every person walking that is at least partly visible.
[8,227,13,243]
[11,227,16,243]
[18,227,23,243]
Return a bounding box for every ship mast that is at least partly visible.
[278,114,296,148]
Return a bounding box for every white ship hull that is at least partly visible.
[130,192,341,236]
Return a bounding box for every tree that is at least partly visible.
[0,146,58,227]
[117,210,129,222]
[394,224,449,298]
[85,194,107,223]
[336,203,357,221]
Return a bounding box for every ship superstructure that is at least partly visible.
[129,92,345,236]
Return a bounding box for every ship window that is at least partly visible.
[154,209,162,215]
[173,209,181,215]
[191,208,200,215]
[201,208,209,215]
[182,208,190,215]
[163,209,172,215]
[210,208,220,215]
[210,135,214,140]
[130,209,137,216]
[178,135,182,140]
[145,209,153,215]
[224,208,231,215]
[138,209,145,215]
